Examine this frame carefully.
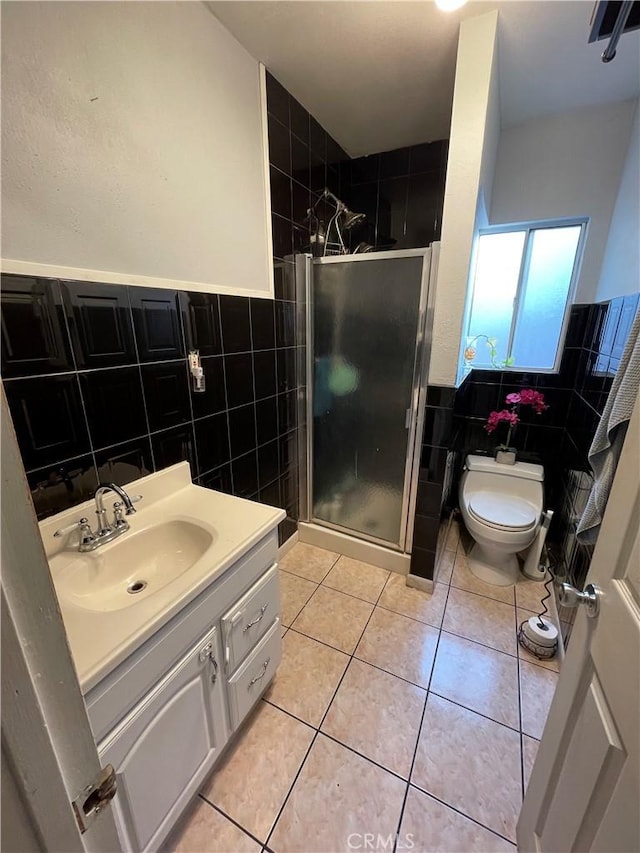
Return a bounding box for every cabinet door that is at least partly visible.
[98,626,228,852]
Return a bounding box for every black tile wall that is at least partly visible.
[554,293,638,642]
[2,274,301,539]
[265,70,353,542]
[345,141,448,252]
[409,384,457,580]
[62,281,137,369]
[1,276,74,377]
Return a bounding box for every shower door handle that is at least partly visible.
[405,408,412,429]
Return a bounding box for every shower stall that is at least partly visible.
[296,247,437,573]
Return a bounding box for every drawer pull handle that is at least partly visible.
[248,657,271,687]
[243,604,268,633]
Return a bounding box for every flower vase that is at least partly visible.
[495,447,517,465]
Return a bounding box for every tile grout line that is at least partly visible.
[392,541,455,853]
[204,541,526,850]
[196,795,265,849]
[263,561,394,851]
[405,781,517,848]
[515,591,527,803]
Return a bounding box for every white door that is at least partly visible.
[517,391,640,852]
[1,388,122,851]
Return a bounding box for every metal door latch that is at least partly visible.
[558,582,602,618]
[199,642,218,683]
[71,764,117,833]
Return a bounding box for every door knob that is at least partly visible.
[558,582,601,618]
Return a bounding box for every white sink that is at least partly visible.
[53,520,214,613]
[40,462,285,691]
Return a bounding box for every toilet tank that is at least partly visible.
[461,455,544,506]
[465,455,543,482]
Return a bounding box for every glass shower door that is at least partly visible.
[310,253,426,548]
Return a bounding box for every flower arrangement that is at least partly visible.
[485,389,549,455]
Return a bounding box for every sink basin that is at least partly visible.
[53,520,214,612]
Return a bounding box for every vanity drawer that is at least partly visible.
[222,563,279,673]
[227,617,281,730]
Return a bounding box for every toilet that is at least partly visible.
[459,454,544,586]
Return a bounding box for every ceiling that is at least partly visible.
[208,0,640,157]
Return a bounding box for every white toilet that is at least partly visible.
[459,454,544,586]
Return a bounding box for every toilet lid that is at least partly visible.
[468,492,538,530]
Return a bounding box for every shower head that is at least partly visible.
[340,207,366,230]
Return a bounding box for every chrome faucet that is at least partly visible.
[54,483,142,552]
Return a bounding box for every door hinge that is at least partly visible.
[71,764,117,833]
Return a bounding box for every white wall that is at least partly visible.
[490,100,636,303]
[430,10,500,387]
[596,100,640,302]
[1,2,272,297]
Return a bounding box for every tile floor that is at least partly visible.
[168,521,560,853]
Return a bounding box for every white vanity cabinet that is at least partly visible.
[85,529,283,852]
[98,625,228,852]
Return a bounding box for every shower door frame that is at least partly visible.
[297,247,436,554]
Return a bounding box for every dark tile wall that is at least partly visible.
[1,275,300,545]
[266,72,351,267]
[409,385,457,580]
[265,71,353,541]
[448,292,639,640]
[343,141,448,252]
[555,292,638,641]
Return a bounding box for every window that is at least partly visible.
[462,220,586,374]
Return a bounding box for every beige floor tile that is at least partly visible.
[321,658,425,778]
[431,632,520,730]
[378,573,448,627]
[412,695,522,842]
[265,629,349,726]
[522,735,539,791]
[519,660,558,739]
[292,585,374,654]
[515,575,551,613]
[269,733,406,853]
[436,548,455,584]
[355,606,439,688]
[400,785,515,852]
[322,556,390,603]
[168,798,260,853]
[516,609,561,672]
[443,587,517,656]
[451,552,516,605]
[279,571,318,627]
[279,542,339,583]
[202,702,314,842]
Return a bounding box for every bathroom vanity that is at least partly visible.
[40,463,285,851]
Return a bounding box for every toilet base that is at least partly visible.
[468,542,520,586]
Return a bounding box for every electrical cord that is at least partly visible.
[517,544,559,660]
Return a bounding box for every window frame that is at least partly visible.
[467,217,589,374]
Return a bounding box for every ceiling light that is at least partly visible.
[435,0,467,11]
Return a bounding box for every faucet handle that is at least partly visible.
[54,518,96,549]
[54,517,90,537]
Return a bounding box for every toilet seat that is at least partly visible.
[467,491,538,531]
